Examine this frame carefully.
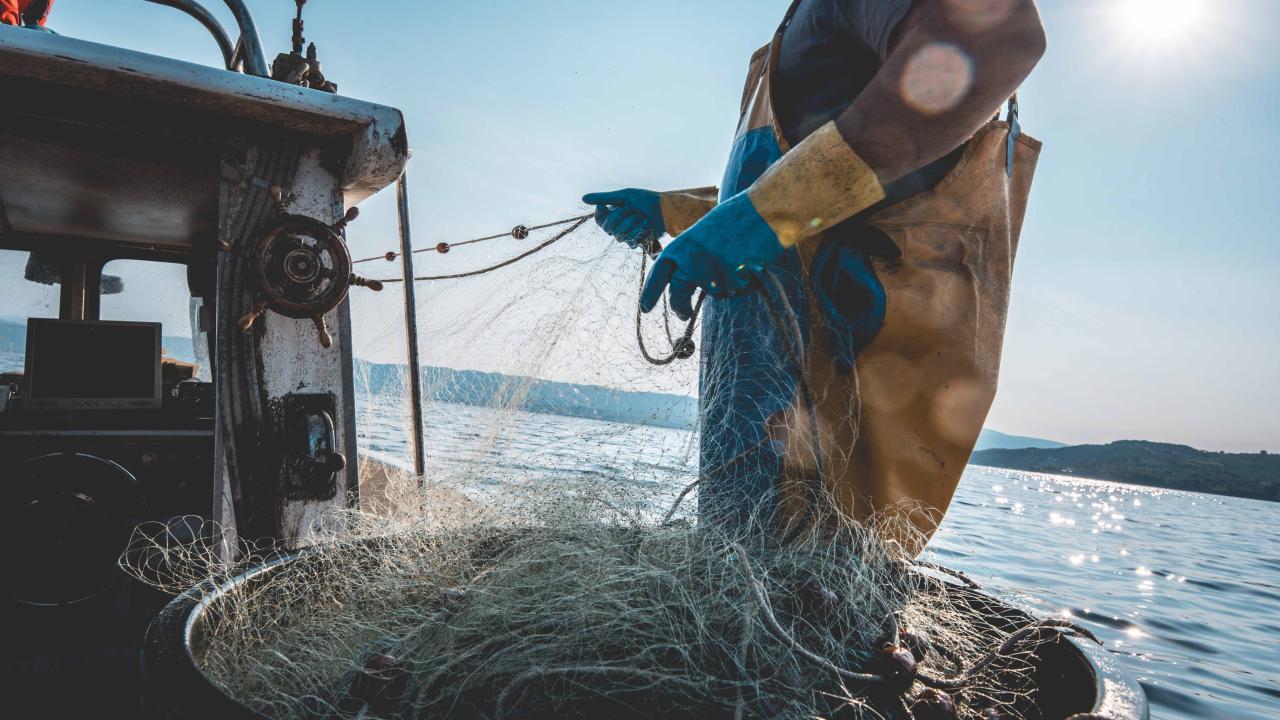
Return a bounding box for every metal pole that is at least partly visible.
[396,172,427,480]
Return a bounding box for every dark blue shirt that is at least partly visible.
[774,0,911,143]
[773,0,962,208]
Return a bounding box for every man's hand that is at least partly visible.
[640,192,784,320]
[582,189,665,250]
[584,186,721,253]
[642,120,888,317]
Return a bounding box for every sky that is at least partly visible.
[7,0,1278,453]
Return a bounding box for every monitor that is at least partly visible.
[24,319,162,410]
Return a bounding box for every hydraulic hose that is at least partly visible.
[143,0,235,70]
[218,0,269,76]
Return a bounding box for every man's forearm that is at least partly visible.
[659,186,720,236]
[835,0,1047,185]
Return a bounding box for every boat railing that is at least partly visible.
[142,0,268,76]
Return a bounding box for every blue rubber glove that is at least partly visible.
[810,234,888,375]
[640,120,889,321]
[640,191,785,320]
[582,189,664,250]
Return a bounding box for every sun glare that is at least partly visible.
[1114,0,1207,49]
[1093,0,1236,79]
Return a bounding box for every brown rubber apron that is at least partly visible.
[719,21,1041,555]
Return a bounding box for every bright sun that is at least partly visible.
[1114,0,1207,48]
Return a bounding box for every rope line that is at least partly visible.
[373,216,591,284]
[354,214,592,265]
[635,252,704,366]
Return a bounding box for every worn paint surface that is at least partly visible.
[263,148,358,544]
[0,26,407,208]
[213,140,382,549]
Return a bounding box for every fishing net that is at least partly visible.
[123,216,1074,719]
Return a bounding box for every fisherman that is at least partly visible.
[0,0,52,30]
[585,0,1046,553]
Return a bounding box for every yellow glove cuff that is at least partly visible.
[658,186,720,237]
[746,121,886,248]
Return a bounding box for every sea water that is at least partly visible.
[932,469,1279,720]
[358,398,1280,720]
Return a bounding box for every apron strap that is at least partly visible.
[1006,93,1021,177]
[778,0,803,35]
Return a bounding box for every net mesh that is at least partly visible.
[123,219,1053,719]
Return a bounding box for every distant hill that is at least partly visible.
[355,361,1079,442]
[355,359,698,430]
[0,318,23,355]
[0,317,194,364]
[971,441,1280,502]
[975,428,1067,451]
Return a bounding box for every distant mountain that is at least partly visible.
[0,318,23,355]
[974,428,1067,451]
[0,317,195,365]
[355,358,1085,441]
[972,441,1280,502]
[354,360,1079,442]
[355,359,697,431]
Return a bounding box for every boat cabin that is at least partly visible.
[0,6,407,713]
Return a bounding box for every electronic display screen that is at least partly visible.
[24,319,161,409]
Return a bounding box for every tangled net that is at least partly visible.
[125,470,1057,720]
[123,219,1070,719]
